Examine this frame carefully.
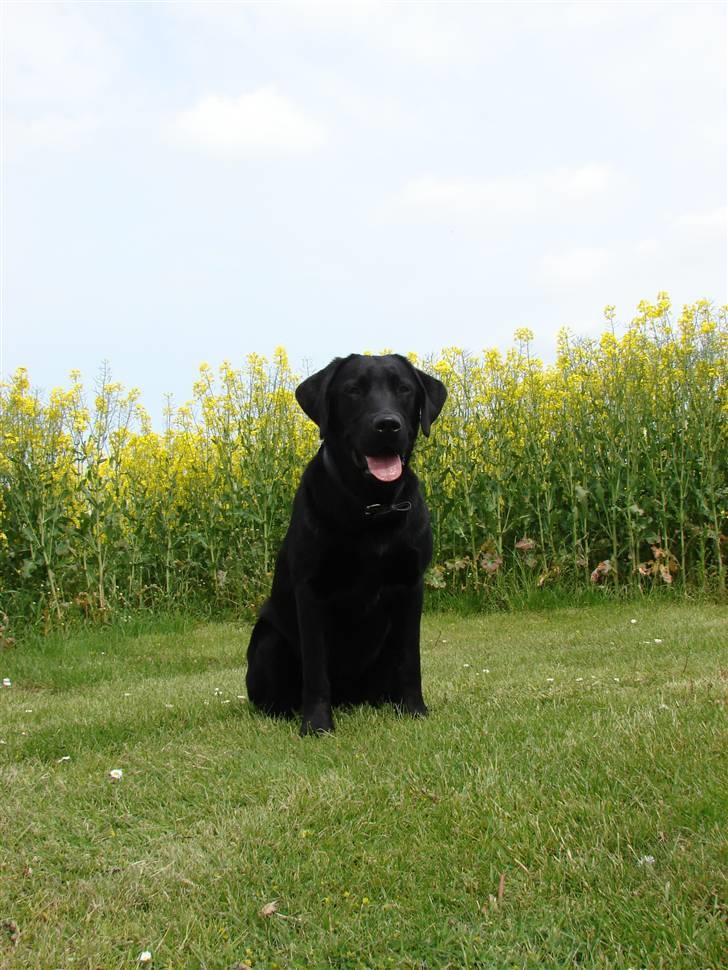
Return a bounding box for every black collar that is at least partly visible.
[321,445,412,522]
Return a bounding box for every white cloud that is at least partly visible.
[383,7,475,64]
[2,4,117,157]
[536,216,726,303]
[559,1,622,30]
[633,238,660,259]
[544,165,614,203]
[398,175,524,214]
[167,88,327,157]
[697,122,727,148]
[673,206,727,241]
[540,246,613,289]
[266,1,476,64]
[174,0,479,66]
[270,0,382,31]
[394,164,615,219]
[4,113,100,156]
[3,2,118,106]
[599,5,725,110]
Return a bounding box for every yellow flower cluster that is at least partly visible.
[0,299,725,627]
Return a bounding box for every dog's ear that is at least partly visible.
[295,356,350,437]
[395,356,448,437]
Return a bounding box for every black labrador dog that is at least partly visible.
[245,353,447,735]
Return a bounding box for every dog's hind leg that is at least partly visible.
[245,618,301,718]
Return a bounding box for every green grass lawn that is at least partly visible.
[0,602,726,969]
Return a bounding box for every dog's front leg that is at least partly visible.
[296,585,334,736]
[391,579,428,717]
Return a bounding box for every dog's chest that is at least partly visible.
[314,533,420,604]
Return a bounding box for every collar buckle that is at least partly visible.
[364,500,412,519]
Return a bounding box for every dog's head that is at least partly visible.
[296,354,447,486]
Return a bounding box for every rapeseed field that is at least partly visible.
[1,296,725,629]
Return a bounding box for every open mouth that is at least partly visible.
[364,453,403,483]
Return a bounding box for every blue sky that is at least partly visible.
[2,1,726,425]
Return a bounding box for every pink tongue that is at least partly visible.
[365,454,403,482]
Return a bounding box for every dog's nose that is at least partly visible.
[373,413,402,434]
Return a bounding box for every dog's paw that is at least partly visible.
[300,703,334,736]
[396,696,429,718]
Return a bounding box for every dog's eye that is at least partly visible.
[343,384,362,397]
[397,384,413,396]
